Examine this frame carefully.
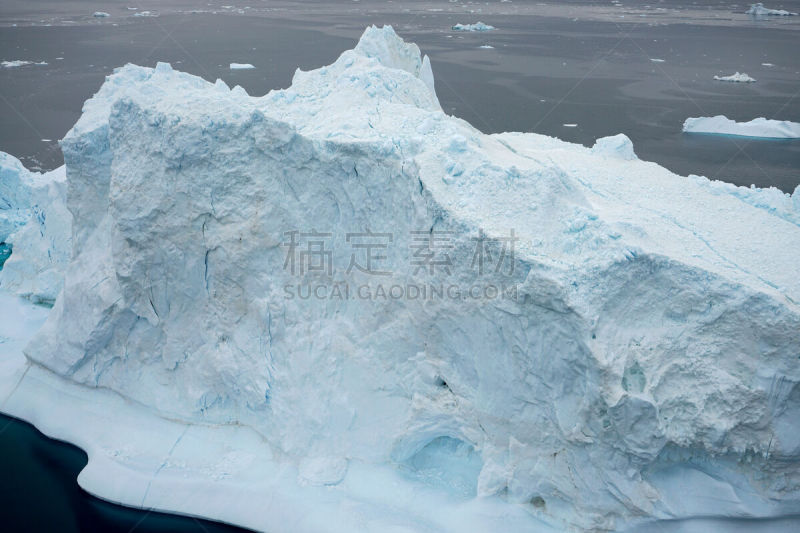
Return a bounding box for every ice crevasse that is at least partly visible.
[1,25,800,532]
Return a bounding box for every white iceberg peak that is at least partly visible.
[353,25,438,102]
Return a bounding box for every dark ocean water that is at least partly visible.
[0,1,798,531]
[0,412,249,532]
[0,243,10,270]
[0,0,798,190]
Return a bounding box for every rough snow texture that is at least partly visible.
[591,134,638,160]
[714,72,756,83]
[683,115,800,138]
[746,3,797,15]
[0,152,71,304]
[7,25,800,531]
[452,22,495,31]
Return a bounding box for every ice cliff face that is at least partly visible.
[0,152,70,303]
[10,25,800,530]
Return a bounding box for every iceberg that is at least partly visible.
[746,3,798,15]
[93,11,110,18]
[229,63,255,70]
[713,72,756,83]
[452,22,496,31]
[0,152,71,304]
[1,60,47,68]
[683,115,800,138]
[2,25,800,532]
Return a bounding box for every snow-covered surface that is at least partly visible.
[0,153,71,304]
[591,134,638,160]
[714,72,756,83]
[452,22,495,31]
[229,63,255,70]
[2,25,800,532]
[1,60,47,68]
[746,3,798,15]
[683,115,800,138]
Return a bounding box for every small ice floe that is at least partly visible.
[746,3,797,15]
[713,72,756,82]
[650,58,665,63]
[563,123,578,128]
[479,45,495,49]
[230,63,255,70]
[683,115,800,138]
[1,60,47,68]
[762,62,775,66]
[452,22,496,31]
[93,12,110,18]
[133,11,158,17]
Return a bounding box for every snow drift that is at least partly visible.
[683,115,800,138]
[2,25,800,532]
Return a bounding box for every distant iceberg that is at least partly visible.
[1,60,47,68]
[452,22,495,31]
[746,3,797,15]
[683,115,800,138]
[92,11,110,18]
[229,62,255,70]
[713,71,756,82]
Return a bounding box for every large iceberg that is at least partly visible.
[2,25,800,532]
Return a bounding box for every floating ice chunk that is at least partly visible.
[133,10,158,17]
[649,58,665,63]
[683,115,800,138]
[452,22,496,31]
[714,72,756,82]
[592,134,638,160]
[563,123,577,127]
[229,63,255,70]
[479,45,495,49]
[746,3,797,15]
[1,60,47,68]
[93,12,110,18]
